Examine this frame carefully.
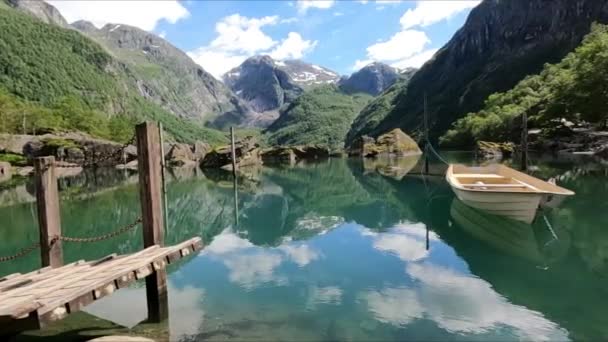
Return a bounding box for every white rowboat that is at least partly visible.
[446,164,574,223]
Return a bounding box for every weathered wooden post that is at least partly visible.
[230,126,237,176]
[136,122,168,323]
[521,112,528,172]
[158,122,169,230]
[423,93,430,175]
[34,156,63,268]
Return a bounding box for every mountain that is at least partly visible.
[265,85,372,148]
[339,62,413,96]
[223,55,341,124]
[6,0,67,27]
[69,21,251,127]
[441,23,608,147]
[347,0,608,145]
[0,2,227,144]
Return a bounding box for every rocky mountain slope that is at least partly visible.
[265,85,371,148]
[70,21,251,127]
[339,62,413,96]
[0,1,228,144]
[6,0,67,27]
[223,55,340,124]
[347,0,608,144]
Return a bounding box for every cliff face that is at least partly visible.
[339,63,408,96]
[7,0,67,27]
[348,0,608,143]
[223,56,340,126]
[71,22,251,126]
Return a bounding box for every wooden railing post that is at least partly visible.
[136,122,168,323]
[230,126,237,176]
[34,156,63,268]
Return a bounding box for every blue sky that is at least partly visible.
[49,0,480,78]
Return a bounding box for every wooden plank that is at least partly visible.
[0,261,86,293]
[36,238,201,321]
[0,247,161,317]
[34,156,63,268]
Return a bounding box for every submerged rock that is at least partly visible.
[0,162,11,182]
[261,147,297,165]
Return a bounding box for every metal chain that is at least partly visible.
[53,135,136,169]
[0,217,142,262]
[0,242,41,262]
[58,217,142,243]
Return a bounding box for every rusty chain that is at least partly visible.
[0,217,142,262]
[0,242,41,262]
[53,135,136,169]
[57,217,142,243]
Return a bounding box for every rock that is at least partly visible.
[0,162,12,182]
[595,145,608,158]
[166,143,195,166]
[352,129,421,157]
[476,141,515,160]
[192,141,211,161]
[0,134,34,155]
[292,145,330,159]
[348,135,377,157]
[363,155,421,180]
[201,136,262,169]
[115,160,138,170]
[15,166,34,177]
[261,147,297,165]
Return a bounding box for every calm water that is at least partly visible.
[1,154,607,341]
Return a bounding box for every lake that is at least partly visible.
[1,153,607,341]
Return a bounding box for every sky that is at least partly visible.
[47,0,481,79]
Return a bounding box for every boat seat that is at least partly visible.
[464,184,528,188]
[455,174,506,179]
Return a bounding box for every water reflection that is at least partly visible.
[2,156,608,340]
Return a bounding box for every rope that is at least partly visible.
[542,212,559,240]
[58,217,142,243]
[425,138,450,166]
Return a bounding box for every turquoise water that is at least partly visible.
[1,154,607,340]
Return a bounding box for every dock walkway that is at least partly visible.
[0,237,202,334]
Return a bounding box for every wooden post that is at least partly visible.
[233,175,239,227]
[521,112,528,172]
[136,122,168,323]
[423,93,430,174]
[158,122,169,231]
[34,156,63,268]
[230,126,237,176]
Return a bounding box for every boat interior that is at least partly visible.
[448,164,574,195]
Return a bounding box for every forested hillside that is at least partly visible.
[440,24,608,147]
[266,85,371,148]
[0,5,227,144]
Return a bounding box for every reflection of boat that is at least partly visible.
[450,198,569,264]
[446,164,574,223]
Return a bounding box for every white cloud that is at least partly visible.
[270,32,318,61]
[367,29,429,61]
[376,0,402,4]
[400,1,481,29]
[296,0,335,13]
[369,222,432,262]
[279,244,320,267]
[223,251,286,290]
[188,14,316,79]
[352,29,430,70]
[158,31,167,39]
[48,0,189,31]
[307,286,343,308]
[357,0,369,4]
[203,229,253,254]
[333,11,344,17]
[361,263,569,340]
[391,48,439,69]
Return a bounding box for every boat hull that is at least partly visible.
[452,187,542,224]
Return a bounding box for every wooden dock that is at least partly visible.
[0,122,205,337]
[0,237,202,335]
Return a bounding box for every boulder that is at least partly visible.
[192,141,211,161]
[15,166,34,177]
[0,161,11,182]
[261,147,297,165]
[0,134,35,155]
[476,141,515,160]
[166,143,195,166]
[292,145,330,159]
[595,145,608,159]
[201,136,262,170]
[348,135,377,157]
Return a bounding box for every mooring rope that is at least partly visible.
[425,138,450,166]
